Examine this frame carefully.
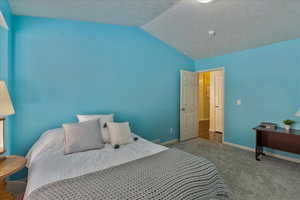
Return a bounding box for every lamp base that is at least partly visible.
[0,156,6,163]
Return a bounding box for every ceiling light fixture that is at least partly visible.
[197,0,215,3]
[208,30,216,39]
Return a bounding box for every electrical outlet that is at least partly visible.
[170,128,174,136]
[152,139,161,144]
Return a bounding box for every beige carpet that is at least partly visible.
[166,138,300,200]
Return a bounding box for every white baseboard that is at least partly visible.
[223,142,254,152]
[224,142,300,164]
[161,139,179,145]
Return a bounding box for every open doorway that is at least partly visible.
[198,69,224,143]
[198,72,210,140]
[180,68,224,143]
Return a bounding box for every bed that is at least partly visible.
[25,128,230,200]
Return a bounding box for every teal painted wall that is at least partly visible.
[0,0,13,154]
[11,16,194,156]
[2,0,300,166]
[195,38,300,159]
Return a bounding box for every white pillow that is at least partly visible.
[77,114,114,143]
[63,120,105,155]
[107,122,133,146]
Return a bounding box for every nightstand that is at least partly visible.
[0,156,26,200]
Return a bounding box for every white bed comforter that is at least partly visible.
[25,128,168,198]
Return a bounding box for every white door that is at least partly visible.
[214,70,224,133]
[180,70,198,141]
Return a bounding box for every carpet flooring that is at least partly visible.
[166,138,300,200]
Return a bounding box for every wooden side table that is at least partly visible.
[0,156,26,200]
[253,126,300,161]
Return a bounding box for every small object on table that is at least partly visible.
[282,119,295,131]
[259,122,277,130]
[253,126,300,161]
[114,144,120,149]
[295,108,300,117]
[0,156,26,200]
[134,137,139,141]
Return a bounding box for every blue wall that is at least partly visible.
[195,38,300,159]
[11,16,194,155]
[3,3,300,163]
[0,0,11,81]
[0,0,13,154]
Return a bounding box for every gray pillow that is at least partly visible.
[63,120,104,155]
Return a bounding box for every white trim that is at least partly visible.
[161,139,179,145]
[223,142,254,151]
[196,66,225,73]
[0,11,9,30]
[224,142,300,164]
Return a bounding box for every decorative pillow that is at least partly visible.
[77,114,114,143]
[107,122,133,146]
[63,120,104,155]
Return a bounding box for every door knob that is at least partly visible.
[181,108,185,111]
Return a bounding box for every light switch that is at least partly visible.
[236,99,242,105]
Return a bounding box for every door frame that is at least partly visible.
[196,67,225,143]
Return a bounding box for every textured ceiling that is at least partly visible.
[8,0,300,59]
[143,0,300,59]
[8,0,181,26]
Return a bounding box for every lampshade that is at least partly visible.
[0,81,15,117]
[296,109,300,117]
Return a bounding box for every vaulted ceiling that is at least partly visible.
[9,0,181,26]
[8,0,300,59]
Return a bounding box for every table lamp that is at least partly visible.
[0,81,15,162]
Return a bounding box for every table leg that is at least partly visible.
[256,145,267,161]
[0,179,14,200]
[256,131,266,161]
[255,146,261,161]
